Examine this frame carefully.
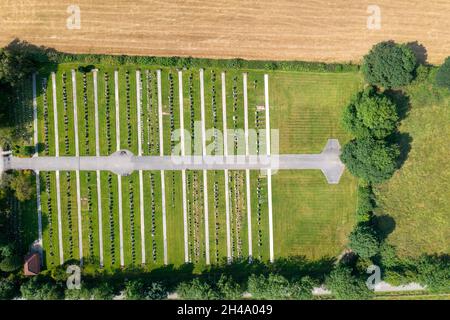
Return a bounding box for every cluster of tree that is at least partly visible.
[1,250,447,300]
[336,41,449,298]
[339,41,421,184]
[340,87,401,184]
[0,189,28,275]
[0,42,49,128]
[176,273,316,300]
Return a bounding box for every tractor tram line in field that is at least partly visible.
[33,67,275,269]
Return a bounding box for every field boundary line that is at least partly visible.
[178,70,189,263]
[114,70,125,267]
[51,72,64,265]
[222,71,231,263]
[243,73,252,261]
[157,69,168,265]
[71,70,84,265]
[93,69,104,267]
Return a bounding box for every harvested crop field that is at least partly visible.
[1,0,450,64]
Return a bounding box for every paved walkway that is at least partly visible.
[221,72,232,263]
[71,70,84,264]
[136,70,146,264]
[243,73,252,261]
[32,73,43,263]
[199,69,210,265]
[93,69,104,267]
[6,140,344,181]
[157,69,168,265]
[51,72,64,265]
[114,70,125,267]
[264,74,274,263]
[178,71,189,263]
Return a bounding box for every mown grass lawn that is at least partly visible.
[31,64,363,270]
[269,71,363,259]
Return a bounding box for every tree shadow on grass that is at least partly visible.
[384,89,413,169]
[5,38,58,72]
[384,89,411,121]
[406,41,428,65]
[390,131,413,170]
[373,214,396,241]
[81,255,336,291]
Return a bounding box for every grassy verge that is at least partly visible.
[375,78,450,257]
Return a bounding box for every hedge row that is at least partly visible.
[54,53,359,73]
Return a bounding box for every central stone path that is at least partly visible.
[7,139,345,183]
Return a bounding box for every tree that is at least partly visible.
[0,244,21,272]
[325,266,372,300]
[289,276,316,300]
[247,274,291,300]
[0,255,22,272]
[90,282,115,300]
[362,41,417,88]
[216,275,243,300]
[64,286,92,300]
[378,242,400,268]
[342,87,399,139]
[20,277,63,300]
[123,280,153,300]
[176,278,219,300]
[124,280,144,300]
[340,138,400,183]
[356,184,375,222]
[416,255,450,292]
[0,47,38,86]
[9,171,35,202]
[348,224,380,258]
[145,282,167,300]
[435,56,450,89]
[0,278,17,299]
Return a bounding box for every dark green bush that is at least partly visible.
[54,52,358,73]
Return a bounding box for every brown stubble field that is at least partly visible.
[1,0,450,64]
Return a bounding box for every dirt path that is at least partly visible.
[1,0,449,64]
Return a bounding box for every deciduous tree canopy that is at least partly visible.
[340,138,400,183]
[342,87,399,139]
[348,224,380,258]
[362,41,417,88]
